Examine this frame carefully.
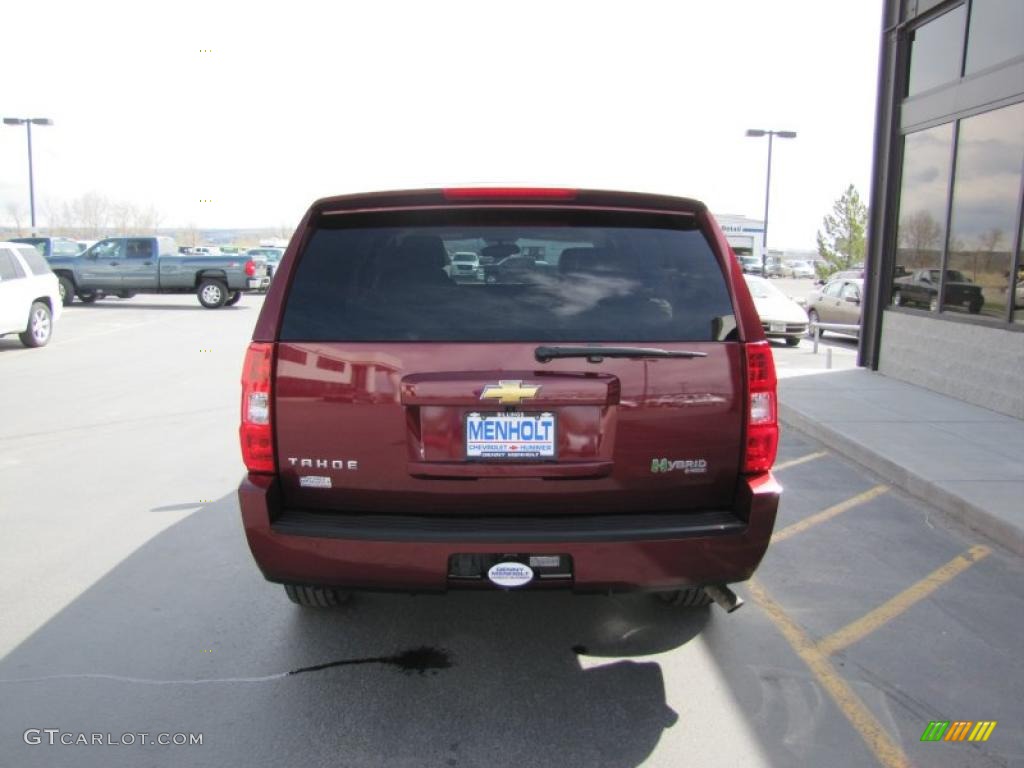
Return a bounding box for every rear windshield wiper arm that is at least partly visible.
[534,345,708,363]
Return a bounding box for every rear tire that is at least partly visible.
[19,301,53,348]
[117,291,136,299]
[78,291,98,304]
[225,291,242,306]
[58,275,75,306]
[197,278,228,308]
[284,584,351,608]
[892,291,902,307]
[656,588,713,607]
[929,296,939,312]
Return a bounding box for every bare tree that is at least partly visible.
[973,227,1007,283]
[976,227,1004,254]
[897,210,943,270]
[5,201,26,235]
[180,222,200,247]
[111,201,135,235]
[132,204,162,233]
[899,210,942,251]
[73,193,111,238]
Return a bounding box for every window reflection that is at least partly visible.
[893,123,953,307]
[965,0,1024,75]
[906,5,966,96]
[1014,236,1024,324]
[944,102,1024,318]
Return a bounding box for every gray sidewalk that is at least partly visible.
[778,367,1024,557]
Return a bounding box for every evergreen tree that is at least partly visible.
[816,184,868,279]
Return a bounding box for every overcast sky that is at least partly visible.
[1,0,883,249]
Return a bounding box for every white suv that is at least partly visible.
[0,242,62,348]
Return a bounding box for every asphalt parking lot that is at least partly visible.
[1,294,1021,768]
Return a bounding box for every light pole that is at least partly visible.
[4,117,54,235]
[746,128,796,276]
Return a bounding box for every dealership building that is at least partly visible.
[861,0,1024,418]
[716,214,765,263]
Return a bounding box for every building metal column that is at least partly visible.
[860,0,904,370]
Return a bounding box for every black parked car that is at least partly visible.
[893,269,983,313]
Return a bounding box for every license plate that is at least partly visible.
[466,412,556,459]
[770,322,786,333]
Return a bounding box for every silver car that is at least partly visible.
[805,278,863,339]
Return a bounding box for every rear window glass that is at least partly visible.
[53,239,81,256]
[0,250,24,280]
[13,245,53,276]
[281,210,736,342]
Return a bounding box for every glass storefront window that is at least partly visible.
[1013,230,1024,324]
[965,0,1024,75]
[944,102,1024,318]
[892,123,954,308]
[906,5,966,96]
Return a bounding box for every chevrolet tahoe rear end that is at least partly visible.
[238,187,780,607]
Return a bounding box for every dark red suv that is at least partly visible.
[238,188,780,609]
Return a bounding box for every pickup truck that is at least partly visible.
[48,236,269,308]
[892,268,983,313]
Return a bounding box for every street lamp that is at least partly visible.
[746,128,797,275]
[4,117,54,235]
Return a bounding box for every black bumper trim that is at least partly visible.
[270,509,745,543]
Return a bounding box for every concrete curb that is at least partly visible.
[779,403,1024,558]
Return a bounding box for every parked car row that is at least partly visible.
[742,270,867,345]
[736,256,818,279]
[777,260,816,279]
[1,234,277,349]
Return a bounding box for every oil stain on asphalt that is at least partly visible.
[0,646,453,685]
[289,646,453,677]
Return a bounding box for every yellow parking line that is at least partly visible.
[748,579,911,768]
[817,545,990,657]
[773,451,828,471]
[772,485,889,544]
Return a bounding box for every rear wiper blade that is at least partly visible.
[534,345,708,363]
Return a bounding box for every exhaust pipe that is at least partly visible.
[704,584,744,613]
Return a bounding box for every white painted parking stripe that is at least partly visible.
[773,451,828,471]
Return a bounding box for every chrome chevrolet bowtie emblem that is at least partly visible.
[480,380,541,405]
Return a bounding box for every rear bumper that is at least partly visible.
[237,474,780,592]
[761,321,808,339]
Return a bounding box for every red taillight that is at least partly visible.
[244,260,256,277]
[442,187,577,201]
[240,342,274,473]
[743,342,778,473]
